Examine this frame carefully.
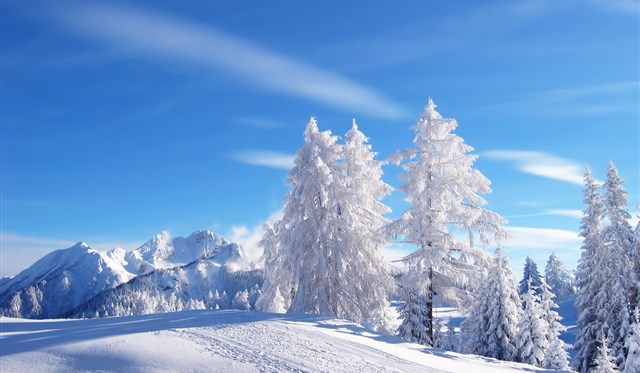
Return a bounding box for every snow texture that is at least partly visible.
[0,309,573,373]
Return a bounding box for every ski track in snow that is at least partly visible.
[168,319,431,373]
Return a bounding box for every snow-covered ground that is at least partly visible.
[1,309,570,372]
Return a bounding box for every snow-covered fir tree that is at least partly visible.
[624,308,640,373]
[545,253,574,299]
[596,162,635,370]
[258,118,395,330]
[539,281,570,370]
[514,285,548,367]
[592,332,619,373]
[574,166,606,373]
[389,99,506,343]
[257,118,342,315]
[232,289,250,310]
[397,289,430,345]
[518,256,542,296]
[329,120,396,330]
[462,247,521,361]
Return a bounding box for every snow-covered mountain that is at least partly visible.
[70,242,263,318]
[0,242,135,319]
[0,230,252,319]
[122,230,232,274]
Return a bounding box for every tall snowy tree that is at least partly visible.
[462,247,521,362]
[574,166,606,373]
[330,120,396,330]
[258,118,395,331]
[514,285,548,367]
[257,118,343,315]
[389,99,506,343]
[624,308,640,373]
[544,253,574,299]
[518,256,543,296]
[595,162,635,370]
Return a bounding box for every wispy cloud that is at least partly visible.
[232,150,295,170]
[0,233,75,277]
[483,150,586,185]
[55,4,406,119]
[538,81,639,103]
[504,226,581,250]
[233,117,282,129]
[225,209,284,268]
[505,209,583,219]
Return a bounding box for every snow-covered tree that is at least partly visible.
[232,289,251,311]
[439,318,460,352]
[389,99,506,342]
[624,308,640,373]
[596,162,635,369]
[592,332,619,373]
[258,118,395,331]
[574,166,606,373]
[514,285,548,367]
[257,118,343,315]
[518,256,542,296]
[544,339,570,371]
[462,247,521,361]
[327,120,396,330]
[397,289,430,345]
[219,291,229,310]
[545,253,574,299]
[539,281,570,370]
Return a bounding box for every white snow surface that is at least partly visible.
[0,310,570,373]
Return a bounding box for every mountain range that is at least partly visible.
[0,230,261,319]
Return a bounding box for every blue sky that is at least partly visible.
[1,0,638,277]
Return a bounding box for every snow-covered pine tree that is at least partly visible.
[596,162,635,370]
[574,166,606,373]
[397,289,430,344]
[539,281,570,370]
[327,120,396,330]
[462,247,521,361]
[257,118,343,316]
[545,253,574,299]
[624,308,640,373]
[518,256,543,296]
[232,289,251,311]
[592,332,619,373]
[514,284,548,367]
[389,99,506,343]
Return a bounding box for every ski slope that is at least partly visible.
[1,310,569,372]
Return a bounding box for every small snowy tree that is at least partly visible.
[539,281,570,370]
[397,289,430,345]
[592,332,618,373]
[462,247,521,361]
[519,256,543,296]
[389,99,506,343]
[545,253,574,298]
[574,166,606,373]
[232,289,251,311]
[624,308,640,373]
[514,285,548,367]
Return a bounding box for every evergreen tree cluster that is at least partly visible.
[573,164,639,373]
[461,249,570,369]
